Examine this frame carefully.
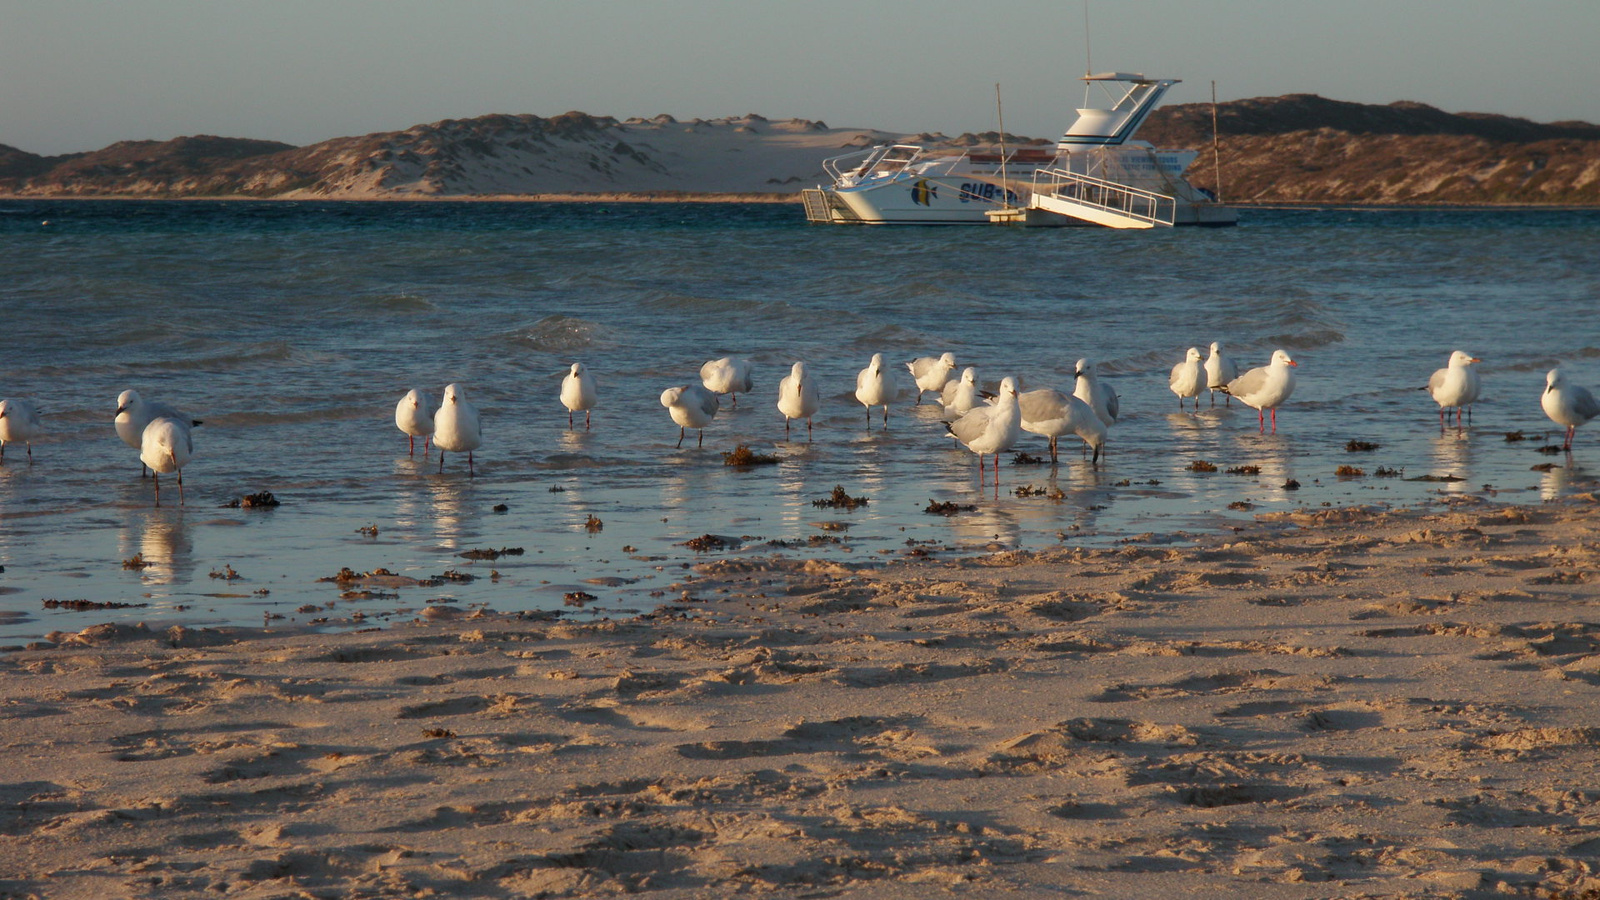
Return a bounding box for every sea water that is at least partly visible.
[1,200,1597,643]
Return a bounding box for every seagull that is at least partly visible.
[906,352,957,405]
[560,362,598,430]
[946,376,1022,480]
[0,399,43,463]
[700,357,754,408]
[116,390,200,477]
[941,367,981,418]
[1169,347,1206,411]
[1426,350,1481,429]
[1542,368,1600,451]
[777,361,821,439]
[662,383,719,448]
[1222,349,1298,433]
[855,353,899,428]
[1018,388,1106,464]
[434,383,483,476]
[1205,342,1239,407]
[395,389,435,455]
[1072,359,1119,428]
[140,417,193,506]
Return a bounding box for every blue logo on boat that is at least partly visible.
[910,179,938,206]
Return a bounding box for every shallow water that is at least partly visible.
[2,200,1598,643]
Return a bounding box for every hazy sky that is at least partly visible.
[4,0,1598,156]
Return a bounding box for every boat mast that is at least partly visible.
[1211,80,1226,202]
[996,83,1012,211]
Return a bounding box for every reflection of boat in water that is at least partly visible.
[802,72,1237,229]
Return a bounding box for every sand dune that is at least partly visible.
[5,495,1600,897]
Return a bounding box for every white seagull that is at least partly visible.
[115,389,199,477]
[434,383,483,476]
[560,362,598,430]
[1205,342,1239,407]
[855,353,899,428]
[941,367,982,419]
[777,361,821,439]
[906,352,957,405]
[1169,347,1206,411]
[1222,349,1298,433]
[140,417,194,506]
[1072,359,1120,428]
[662,383,720,448]
[1542,368,1600,451]
[946,376,1022,480]
[700,357,754,408]
[0,399,43,463]
[1018,388,1107,464]
[1426,350,1482,429]
[395,389,435,455]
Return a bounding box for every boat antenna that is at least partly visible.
[996,83,1012,210]
[1083,0,1092,77]
[1210,80,1226,202]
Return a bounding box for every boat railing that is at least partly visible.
[1029,167,1176,227]
[823,144,925,185]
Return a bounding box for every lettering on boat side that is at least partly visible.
[958,182,1020,204]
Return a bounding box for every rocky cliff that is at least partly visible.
[2,96,1597,203]
[1141,95,1600,204]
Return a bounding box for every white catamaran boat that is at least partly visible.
[802,72,1237,228]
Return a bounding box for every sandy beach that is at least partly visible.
[5,494,1600,898]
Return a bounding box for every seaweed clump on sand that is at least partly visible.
[1345,440,1380,453]
[43,598,147,611]
[458,547,525,560]
[1226,465,1261,475]
[925,499,976,516]
[1189,460,1218,473]
[813,485,869,510]
[420,570,475,586]
[723,444,781,466]
[682,534,741,552]
[225,491,281,509]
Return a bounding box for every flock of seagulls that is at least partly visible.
[2,349,1597,505]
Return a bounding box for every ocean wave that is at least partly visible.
[499,315,612,353]
[361,293,438,312]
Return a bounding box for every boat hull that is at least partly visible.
[827,171,1236,226]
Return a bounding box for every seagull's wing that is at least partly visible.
[944,407,992,446]
[1017,389,1066,426]
[1575,385,1600,420]
[1224,366,1268,397]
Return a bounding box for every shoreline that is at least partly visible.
[4,193,1600,210]
[7,493,1600,897]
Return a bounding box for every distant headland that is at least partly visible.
[3,97,1597,205]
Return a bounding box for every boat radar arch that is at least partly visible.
[1060,73,1179,149]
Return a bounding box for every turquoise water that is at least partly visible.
[1,200,1597,643]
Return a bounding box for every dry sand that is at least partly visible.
[5,495,1600,899]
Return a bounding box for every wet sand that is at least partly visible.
[5,495,1600,898]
